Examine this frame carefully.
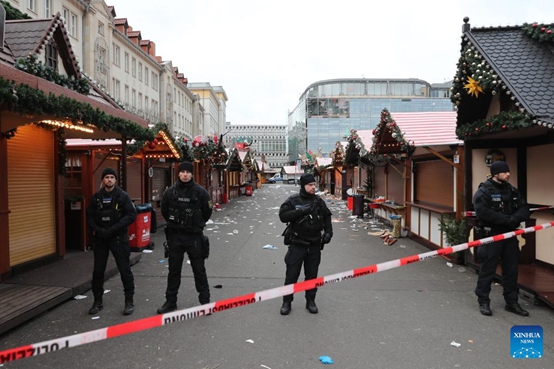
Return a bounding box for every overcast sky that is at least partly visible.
[109,0,554,127]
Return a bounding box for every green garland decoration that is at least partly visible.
[15,55,90,95]
[0,76,154,174]
[450,43,504,106]
[1,0,32,20]
[522,22,554,43]
[455,110,534,139]
[368,108,415,156]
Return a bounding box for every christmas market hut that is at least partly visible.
[225,147,243,199]
[452,17,554,305]
[329,141,347,198]
[187,134,228,205]
[0,11,152,279]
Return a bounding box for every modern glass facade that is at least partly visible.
[287,78,454,160]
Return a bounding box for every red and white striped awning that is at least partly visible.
[390,111,461,147]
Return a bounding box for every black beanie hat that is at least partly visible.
[101,167,117,179]
[490,161,510,176]
[178,161,194,173]
[300,173,316,186]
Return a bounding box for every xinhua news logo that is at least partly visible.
[510,325,543,359]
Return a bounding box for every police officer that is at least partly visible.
[86,167,137,315]
[157,161,213,314]
[278,173,333,315]
[473,161,530,317]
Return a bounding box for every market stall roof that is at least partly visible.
[0,14,151,142]
[452,18,554,139]
[315,157,333,167]
[368,109,459,157]
[282,165,304,175]
[390,111,460,147]
[226,147,242,171]
[238,149,254,169]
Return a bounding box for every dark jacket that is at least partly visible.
[161,179,213,232]
[279,189,333,242]
[473,178,529,235]
[86,186,137,242]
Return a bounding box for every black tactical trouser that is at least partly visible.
[165,231,210,304]
[92,237,134,300]
[283,239,321,302]
[475,237,520,304]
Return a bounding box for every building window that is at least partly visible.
[45,42,58,70]
[131,89,136,107]
[138,93,142,111]
[124,53,129,72]
[138,62,142,82]
[44,0,50,17]
[98,21,105,36]
[113,44,120,66]
[69,12,77,38]
[124,85,129,105]
[28,0,36,12]
[151,72,158,91]
[131,57,136,77]
[62,7,69,24]
[114,79,120,100]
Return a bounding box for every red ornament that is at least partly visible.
[183,137,188,143]
[148,142,156,149]
[152,138,159,145]
[532,23,538,28]
[475,127,479,131]
[486,122,491,127]
[541,27,546,32]
[502,125,507,129]
[548,30,552,34]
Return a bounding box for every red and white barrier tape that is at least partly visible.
[2,221,554,364]
[464,206,554,218]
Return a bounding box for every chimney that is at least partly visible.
[140,40,150,54]
[148,41,156,57]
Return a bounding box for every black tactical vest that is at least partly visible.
[167,185,204,233]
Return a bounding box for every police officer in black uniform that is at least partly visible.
[86,167,137,315]
[473,161,530,317]
[278,173,332,315]
[157,161,213,314]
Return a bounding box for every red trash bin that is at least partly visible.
[129,203,152,252]
[219,193,228,204]
[245,184,253,196]
[347,196,353,210]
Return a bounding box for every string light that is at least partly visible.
[38,120,94,133]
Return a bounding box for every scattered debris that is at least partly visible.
[142,249,153,254]
[458,267,467,273]
[446,262,454,268]
[214,285,223,289]
[159,259,165,263]
[74,295,87,300]
[246,339,254,343]
[319,355,334,364]
[450,341,461,348]
[91,316,100,320]
[262,245,278,250]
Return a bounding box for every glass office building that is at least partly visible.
[287,78,454,161]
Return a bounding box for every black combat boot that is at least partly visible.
[479,303,492,316]
[505,302,529,317]
[89,299,103,315]
[123,297,134,315]
[280,301,291,315]
[157,300,177,314]
[306,300,318,314]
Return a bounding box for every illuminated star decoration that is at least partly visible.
[464,76,484,98]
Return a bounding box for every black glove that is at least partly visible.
[95,229,109,239]
[295,204,313,216]
[322,233,332,244]
[507,217,521,229]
